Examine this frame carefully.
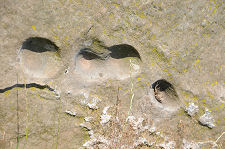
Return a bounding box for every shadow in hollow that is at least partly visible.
[21,37,59,53]
[107,44,141,60]
[77,44,141,60]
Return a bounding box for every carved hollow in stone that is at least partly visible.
[19,37,63,79]
[74,44,142,81]
[152,79,180,110]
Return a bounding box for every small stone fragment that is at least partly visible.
[185,102,199,116]
[100,114,111,125]
[199,109,215,128]
[83,91,89,99]
[159,141,176,149]
[148,126,156,134]
[183,139,200,149]
[84,117,93,122]
[87,97,101,110]
[201,19,207,27]
[126,116,149,132]
[80,122,91,130]
[87,103,98,110]
[100,106,111,125]
[65,110,76,116]
[83,133,109,148]
[102,106,110,114]
[134,137,151,147]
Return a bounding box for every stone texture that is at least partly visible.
[0,0,225,148]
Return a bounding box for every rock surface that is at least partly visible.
[0,0,225,148]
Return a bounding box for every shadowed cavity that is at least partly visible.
[21,37,59,53]
[77,48,109,60]
[152,79,173,92]
[77,44,141,60]
[107,44,141,59]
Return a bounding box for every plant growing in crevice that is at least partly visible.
[81,87,157,149]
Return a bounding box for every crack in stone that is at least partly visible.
[0,83,55,93]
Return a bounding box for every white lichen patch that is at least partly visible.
[100,106,111,125]
[127,116,143,129]
[53,86,61,99]
[100,115,111,125]
[83,133,109,149]
[183,139,200,149]
[199,109,215,128]
[80,122,91,130]
[159,141,176,149]
[88,130,94,136]
[83,91,89,99]
[183,139,218,149]
[133,137,151,147]
[84,117,93,122]
[148,126,156,134]
[80,91,90,105]
[87,97,101,110]
[87,103,98,110]
[126,116,149,132]
[185,102,199,116]
[102,106,110,114]
[65,110,76,116]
